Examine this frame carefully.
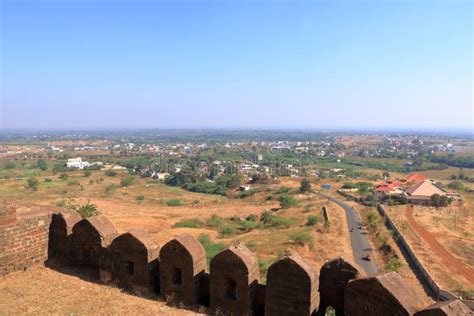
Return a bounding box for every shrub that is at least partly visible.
[260,211,273,225]
[83,170,92,177]
[271,216,293,228]
[44,178,53,182]
[120,176,134,187]
[76,202,99,218]
[289,230,313,245]
[136,195,145,203]
[258,257,276,283]
[59,173,69,181]
[105,184,116,195]
[218,224,237,238]
[5,162,15,169]
[166,199,182,207]
[105,169,118,177]
[247,214,257,222]
[447,181,465,191]
[237,220,259,232]
[367,211,378,230]
[277,186,290,194]
[306,215,321,226]
[239,189,257,198]
[26,177,39,191]
[185,181,225,195]
[173,218,202,228]
[386,257,402,271]
[68,180,80,186]
[36,160,48,171]
[279,194,299,209]
[206,214,225,227]
[53,163,68,172]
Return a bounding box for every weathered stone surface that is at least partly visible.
[210,244,259,315]
[0,204,53,276]
[265,253,318,316]
[159,234,207,306]
[345,272,424,316]
[317,257,365,315]
[48,209,81,260]
[0,205,17,226]
[109,228,159,293]
[414,300,473,316]
[70,215,117,270]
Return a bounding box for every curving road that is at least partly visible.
[317,192,378,275]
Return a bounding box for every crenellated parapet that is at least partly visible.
[1,203,472,316]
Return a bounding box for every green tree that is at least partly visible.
[279,194,299,209]
[36,160,48,171]
[26,177,39,191]
[299,178,312,193]
[447,181,465,191]
[430,194,442,207]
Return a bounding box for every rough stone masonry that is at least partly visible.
[1,203,472,316]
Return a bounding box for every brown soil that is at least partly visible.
[405,205,474,284]
[0,266,200,315]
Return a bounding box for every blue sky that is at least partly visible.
[0,0,472,130]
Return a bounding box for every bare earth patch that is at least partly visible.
[0,266,199,315]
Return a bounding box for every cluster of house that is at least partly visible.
[373,173,460,206]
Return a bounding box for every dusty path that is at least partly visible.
[405,205,474,284]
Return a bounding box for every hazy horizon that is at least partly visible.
[1,0,472,131]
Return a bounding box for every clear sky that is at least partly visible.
[0,0,472,131]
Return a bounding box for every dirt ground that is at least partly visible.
[0,265,199,316]
[388,204,474,296]
[0,173,359,312]
[0,168,451,309]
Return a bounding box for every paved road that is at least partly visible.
[317,192,378,275]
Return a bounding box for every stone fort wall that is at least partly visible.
[0,205,53,276]
[0,204,471,316]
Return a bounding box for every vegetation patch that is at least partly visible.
[198,234,226,268]
[173,218,203,228]
[289,230,313,245]
[278,194,299,209]
[306,215,322,226]
[166,199,183,207]
[120,176,135,187]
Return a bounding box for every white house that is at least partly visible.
[66,158,90,169]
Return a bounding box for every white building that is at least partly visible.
[66,158,90,169]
